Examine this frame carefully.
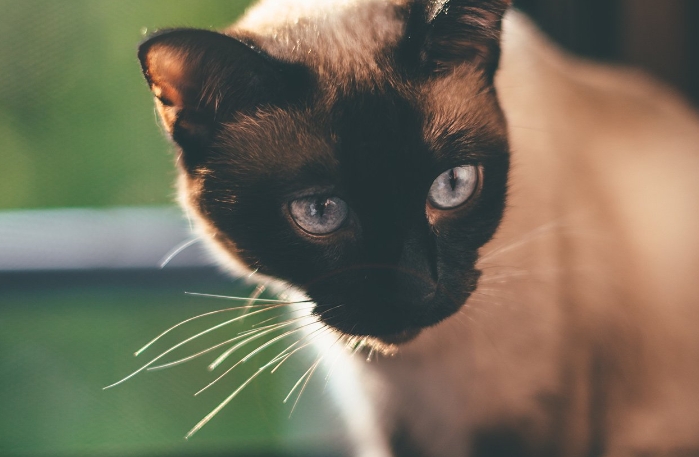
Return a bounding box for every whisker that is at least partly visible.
[208,301,345,371]
[234,318,300,339]
[260,304,340,371]
[478,221,563,264]
[159,237,201,268]
[284,357,321,404]
[474,287,520,296]
[146,318,307,372]
[104,304,292,390]
[184,323,328,439]
[350,338,367,355]
[268,341,304,373]
[270,326,329,374]
[185,354,282,440]
[366,347,376,363]
[190,309,336,432]
[233,324,317,367]
[480,270,547,282]
[323,334,347,392]
[184,291,312,304]
[238,308,336,376]
[508,124,550,133]
[194,324,315,396]
[238,284,267,321]
[252,312,299,328]
[289,356,323,418]
[208,318,310,371]
[134,302,303,357]
[183,205,195,233]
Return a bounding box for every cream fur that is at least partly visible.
[321,10,699,457]
[169,4,699,456]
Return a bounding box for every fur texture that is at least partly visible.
[138,1,699,456]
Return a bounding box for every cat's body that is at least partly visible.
[356,15,699,457]
[137,1,699,456]
[324,12,699,457]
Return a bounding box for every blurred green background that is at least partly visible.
[0,2,344,457]
[0,273,343,457]
[5,1,697,457]
[0,0,250,210]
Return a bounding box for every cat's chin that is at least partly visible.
[375,328,422,345]
[312,286,473,346]
[341,329,423,357]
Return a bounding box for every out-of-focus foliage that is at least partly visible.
[0,0,252,209]
[0,3,345,456]
[0,276,342,457]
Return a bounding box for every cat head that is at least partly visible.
[139,0,511,345]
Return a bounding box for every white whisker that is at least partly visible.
[351,338,367,355]
[234,320,292,339]
[184,291,311,304]
[478,221,562,264]
[185,355,281,440]
[251,312,298,329]
[366,347,375,362]
[236,325,315,366]
[268,341,304,372]
[186,324,329,438]
[208,318,310,371]
[133,302,303,357]
[206,302,340,372]
[323,334,347,392]
[289,356,323,418]
[238,284,267,321]
[284,357,320,404]
[103,304,291,390]
[145,318,305,372]
[194,324,314,396]
[271,326,328,373]
[159,237,201,268]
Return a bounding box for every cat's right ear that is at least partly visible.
[138,29,300,166]
[401,0,512,79]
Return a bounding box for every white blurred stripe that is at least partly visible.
[0,206,217,271]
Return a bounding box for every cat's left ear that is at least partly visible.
[406,0,512,78]
[138,29,304,164]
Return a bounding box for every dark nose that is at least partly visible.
[358,226,437,308]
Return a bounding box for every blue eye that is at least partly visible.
[428,165,479,209]
[290,196,349,235]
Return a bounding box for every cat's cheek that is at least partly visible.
[425,199,482,231]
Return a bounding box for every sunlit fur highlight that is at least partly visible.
[129,1,699,456]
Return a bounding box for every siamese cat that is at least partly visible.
[135,0,699,455]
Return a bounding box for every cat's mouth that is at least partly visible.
[375,328,423,345]
[306,267,480,345]
[311,292,466,346]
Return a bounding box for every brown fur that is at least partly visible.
[138,1,699,456]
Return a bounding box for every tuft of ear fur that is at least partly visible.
[138,29,307,167]
[402,0,512,78]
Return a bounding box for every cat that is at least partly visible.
[136,0,699,455]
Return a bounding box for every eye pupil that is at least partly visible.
[290,196,349,235]
[449,169,457,191]
[315,199,326,218]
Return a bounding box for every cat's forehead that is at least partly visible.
[217,69,502,190]
[232,0,408,88]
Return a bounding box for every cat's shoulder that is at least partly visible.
[499,10,699,143]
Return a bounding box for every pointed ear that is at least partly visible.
[138,29,304,163]
[404,0,512,78]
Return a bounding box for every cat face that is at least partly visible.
[139,0,511,343]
